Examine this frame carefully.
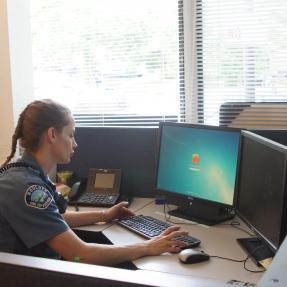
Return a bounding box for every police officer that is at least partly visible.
[0,99,188,265]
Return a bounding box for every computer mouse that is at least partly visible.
[178,249,210,264]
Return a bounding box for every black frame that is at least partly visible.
[236,130,287,252]
[86,168,122,195]
[154,121,242,225]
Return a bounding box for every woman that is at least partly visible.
[0,99,188,266]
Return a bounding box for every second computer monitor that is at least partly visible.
[236,130,287,253]
[155,122,241,225]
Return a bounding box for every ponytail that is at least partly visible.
[1,111,24,167]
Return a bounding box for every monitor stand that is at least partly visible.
[168,203,235,226]
[237,237,274,266]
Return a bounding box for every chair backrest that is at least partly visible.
[219,102,287,129]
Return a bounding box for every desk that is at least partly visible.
[73,198,263,284]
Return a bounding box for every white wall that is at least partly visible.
[0,0,34,163]
[0,0,14,163]
[7,0,34,123]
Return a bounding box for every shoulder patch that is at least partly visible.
[25,185,53,209]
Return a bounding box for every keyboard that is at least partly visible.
[75,192,119,207]
[117,215,201,248]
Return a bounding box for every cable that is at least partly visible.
[210,255,245,263]
[232,224,255,237]
[210,255,265,273]
[243,256,265,273]
[133,199,155,213]
[218,220,255,237]
[162,201,264,273]
[163,204,252,235]
[210,254,265,273]
[102,199,155,231]
[163,202,198,225]
[242,245,268,273]
[161,202,254,236]
[210,244,266,273]
[163,202,171,222]
[218,220,240,226]
[107,199,266,274]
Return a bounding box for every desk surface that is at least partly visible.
[74,198,264,284]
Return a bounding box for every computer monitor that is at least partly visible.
[250,129,287,146]
[155,122,241,225]
[236,130,287,265]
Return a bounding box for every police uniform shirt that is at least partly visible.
[0,153,69,259]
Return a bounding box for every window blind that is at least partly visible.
[195,0,287,127]
[30,0,185,127]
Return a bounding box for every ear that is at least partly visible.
[47,127,57,144]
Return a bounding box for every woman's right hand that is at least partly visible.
[144,226,189,256]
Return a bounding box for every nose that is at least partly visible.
[73,138,78,149]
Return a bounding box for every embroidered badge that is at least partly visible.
[25,185,53,209]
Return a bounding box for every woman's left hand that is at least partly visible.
[104,202,135,222]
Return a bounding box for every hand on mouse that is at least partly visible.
[144,226,189,256]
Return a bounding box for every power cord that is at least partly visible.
[210,255,245,263]
[101,199,155,231]
[210,254,265,273]
[163,202,199,225]
[134,199,155,213]
[218,220,255,237]
[163,201,255,237]
[210,245,266,273]
[162,201,265,273]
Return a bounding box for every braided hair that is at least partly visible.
[2,99,71,166]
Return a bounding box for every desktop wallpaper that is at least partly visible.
[156,125,240,205]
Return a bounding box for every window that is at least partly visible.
[195,0,287,125]
[9,0,287,128]
[30,0,186,127]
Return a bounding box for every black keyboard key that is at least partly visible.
[118,215,201,248]
[75,192,119,207]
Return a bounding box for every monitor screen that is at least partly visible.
[94,173,115,189]
[236,130,287,251]
[155,122,241,225]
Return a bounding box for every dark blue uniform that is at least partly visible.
[0,153,69,259]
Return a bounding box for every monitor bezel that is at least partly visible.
[236,130,287,251]
[154,121,242,211]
